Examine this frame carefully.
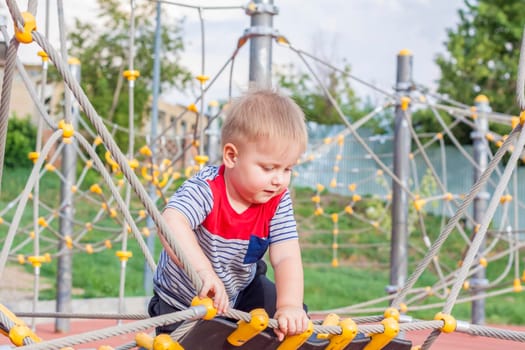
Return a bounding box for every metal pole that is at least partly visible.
[388,49,413,297]
[55,58,80,333]
[246,0,277,88]
[470,94,490,325]
[144,0,162,296]
[206,101,220,164]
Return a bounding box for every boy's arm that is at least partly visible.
[269,239,308,340]
[159,207,229,313]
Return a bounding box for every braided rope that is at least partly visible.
[30,29,203,293]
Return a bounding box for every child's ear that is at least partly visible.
[223,143,238,168]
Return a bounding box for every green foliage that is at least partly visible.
[436,0,520,137]
[4,114,36,169]
[275,63,382,131]
[66,0,192,150]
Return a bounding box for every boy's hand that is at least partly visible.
[273,306,309,341]
[197,269,229,314]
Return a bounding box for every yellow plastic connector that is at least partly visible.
[98,346,114,350]
[90,184,103,195]
[153,333,183,350]
[28,256,46,268]
[129,158,139,169]
[344,206,353,215]
[86,244,93,254]
[500,194,512,204]
[58,119,74,138]
[8,324,41,346]
[330,178,337,188]
[363,317,399,350]
[37,217,48,228]
[326,317,358,350]
[317,313,339,339]
[94,136,103,146]
[479,257,487,268]
[227,308,269,346]
[311,195,321,204]
[331,213,339,223]
[314,207,324,216]
[28,151,39,163]
[135,332,153,349]
[190,296,217,320]
[276,320,313,350]
[332,258,339,267]
[17,255,25,264]
[520,110,525,126]
[383,308,400,321]
[352,194,361,202]
[45,163,56,172]
[187,103,198,113]
[105,240,112,249]
[64,236,73,249]
[37,50,48,61]
[105,151,119,172]
[513,278,522,292]
[194,155,209,166]
[316,184,325,192]
[413,199,426,212]
[400,97,410,111]
[14,12,36,44]
[195,75,209,84]
[123,70,140,81]
[348,183,357,192]
[140,145,152,157]
[116,250,133,262]
[434,312,456,333]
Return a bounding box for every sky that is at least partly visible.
[5,0,465,106]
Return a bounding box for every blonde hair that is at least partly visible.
[221,89,308,152]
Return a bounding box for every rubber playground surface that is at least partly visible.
[2,319,523,350]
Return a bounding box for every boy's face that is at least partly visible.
[224,138,302,210]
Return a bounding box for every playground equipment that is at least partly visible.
[0,0,525,349]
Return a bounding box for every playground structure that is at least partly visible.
[0,0,525,349]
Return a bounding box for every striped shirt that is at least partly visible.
[153,165,299,308]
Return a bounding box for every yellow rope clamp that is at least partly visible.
[28,255,46,268]
[194,155,209,166]
[65,236,73,249]
[153,333,183,350]
[434,312,456,333]
[363,317,399,350]
[8,324,41,346]
[98,346,114,350]
[58,119,74,139]
[520,110,525,125]
[123,70,140,81]
[14,12,36,44]
[116,250,133,262]
[400,97,410,111]
[37,217,48,228]
[190,297,217,320]
[326,318,358,350]
[227,308,269,346]
[90,184,103,195]
[317,313,339,339]
[187,103,198,113]
[37,50,48,61]
[383,307,400,321]
[513,278,522,292]
[140,145,153,157]
[105,151,120,173]
[28,151,39,163]
[135,332,153,349]
[276,320,314,350]
[195,75,209,84]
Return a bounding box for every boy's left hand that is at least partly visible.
[273,306,309,341]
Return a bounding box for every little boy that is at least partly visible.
[149,88,309,340]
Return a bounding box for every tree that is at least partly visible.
[275,62,383,132]
[5,114,36,168]
[67,0,192,149]
[435,0,523,139]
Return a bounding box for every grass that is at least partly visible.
[1,167,524,325]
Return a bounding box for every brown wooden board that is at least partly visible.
[178,318,412,350]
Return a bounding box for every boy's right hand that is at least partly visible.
[197,269,229,314]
